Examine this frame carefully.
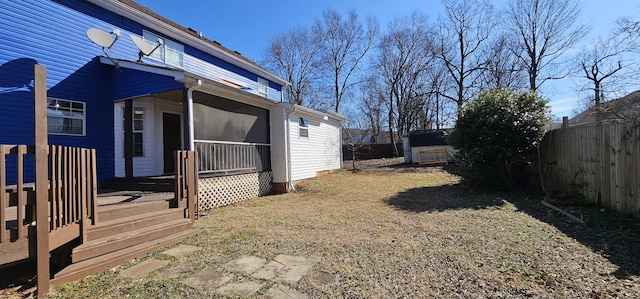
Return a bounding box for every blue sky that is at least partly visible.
[134,0,640,118]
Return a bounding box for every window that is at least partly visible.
[122,107,145,157]
[47,98,85,135]
[133,108,144,156]
[299,117,309,138]
[258,77,268,97]
[143,31,184,67]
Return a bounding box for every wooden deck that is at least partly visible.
[1,175,198,289]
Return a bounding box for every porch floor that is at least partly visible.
[97,176,176,206]
[1,176,177,231]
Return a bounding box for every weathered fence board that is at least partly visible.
[542,121,640,217]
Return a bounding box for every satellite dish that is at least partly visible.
[130,34,163,62]
[86,28,121,67]
[86,28,120,49]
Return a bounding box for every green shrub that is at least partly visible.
[448,88,549,188]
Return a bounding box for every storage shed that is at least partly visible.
[404,129,457,164]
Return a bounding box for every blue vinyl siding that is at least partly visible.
[112,68,183,101]
[1,0,284,183]
[0,0,123,183]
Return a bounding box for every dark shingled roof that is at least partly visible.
[569,90,640,126]
[408,129,452,147]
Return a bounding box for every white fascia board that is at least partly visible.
[180,73,279,109]
[89,0,289,87]
[325,110,348,122]
[285,104,338,122]
[99,57,185,81]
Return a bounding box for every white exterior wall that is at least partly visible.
[289,114,342,181]
[114,97,183,177]
[269,106,288,184]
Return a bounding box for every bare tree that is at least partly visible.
[376,12,437,153]
[262,27,320,107]
[314,9,379,114]
[357,76,386,143]
[504,0,589,92]
[617,16,640,52]
[437,0,496,116]
[576,35,634,108]
[478,34,527,91]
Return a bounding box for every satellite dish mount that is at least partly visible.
[86,28,121,66]
[130,34,164,62]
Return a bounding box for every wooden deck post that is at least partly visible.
[34,65,50,294]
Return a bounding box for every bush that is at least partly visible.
[448,88,549,188]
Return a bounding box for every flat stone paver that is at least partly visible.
[252,255,319,282]
[162,245,202,257]
[275,255,319,282]
[155,265,195,280]
[182,267,234,293]
[216,281,265,297]
[251,260,287,280]
[121,259,170,278]
[227,255,267,274]
[264,284,307,299]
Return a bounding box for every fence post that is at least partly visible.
[34,64,50,294]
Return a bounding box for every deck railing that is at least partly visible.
[194,140,271,175]
[0,145,34,248]
[0,145,97,261]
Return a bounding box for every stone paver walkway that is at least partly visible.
[119,245,321,298]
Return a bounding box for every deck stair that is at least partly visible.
[50,200,196,288]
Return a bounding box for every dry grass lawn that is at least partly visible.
[10,158,640,298]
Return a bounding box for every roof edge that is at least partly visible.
[88,0,289,86]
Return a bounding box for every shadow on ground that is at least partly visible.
[386,162,640,279]
[506,195,640,279]
[386,183,506,213]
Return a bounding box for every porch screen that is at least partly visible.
[193,91,269,143]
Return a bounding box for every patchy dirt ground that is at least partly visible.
[4,158,640,298]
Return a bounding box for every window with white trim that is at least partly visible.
[133,108,144,156]
[47,98,85,135]
[122,107,145,157]
[143,31,184,67]
[258,77,268,97]
[299,117,309,138]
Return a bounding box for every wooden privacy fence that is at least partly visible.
[541,121,640,217]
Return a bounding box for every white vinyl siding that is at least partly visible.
[114,98,183,178]
[288,114,342,181]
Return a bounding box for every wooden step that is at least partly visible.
[97,200,171,222]
[0,238,30,266]
[72,219,192,263]
[51,229,196,289]
[88,209,185,241]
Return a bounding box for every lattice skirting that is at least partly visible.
[198,171,272,210]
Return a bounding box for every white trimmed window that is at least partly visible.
[47,98,85,135]
[299,117,309,138]
[258,77,268,97]
[122,107,145,157]
[143,31,184,67]
[133,108,144,157]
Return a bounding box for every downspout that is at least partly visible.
[285,106,297,191]
[186,79,202,151]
